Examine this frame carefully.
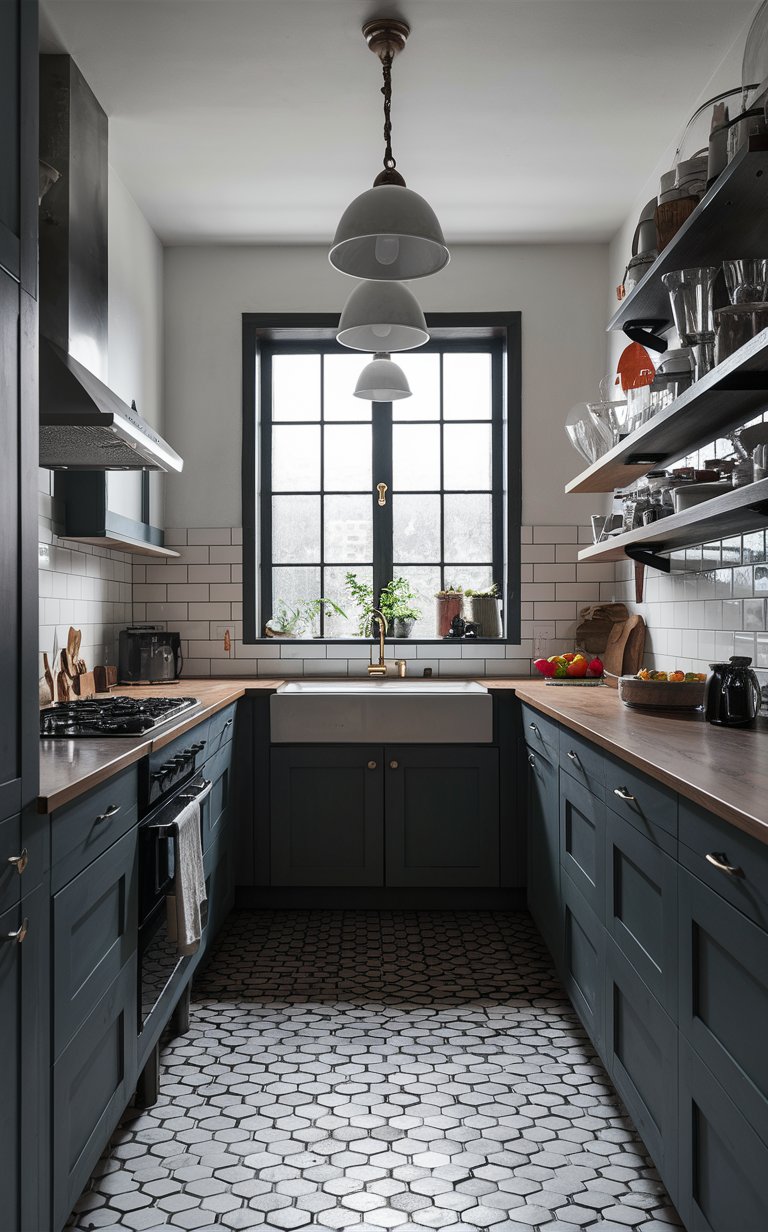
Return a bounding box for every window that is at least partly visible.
[242,315,521,642]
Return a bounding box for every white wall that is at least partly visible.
[106,166,165,525]
[163,242,610,530]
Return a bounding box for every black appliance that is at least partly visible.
[40,695,197,737]
[704,656,761,726]
[137,733,210,1102]
[119,627,183,684]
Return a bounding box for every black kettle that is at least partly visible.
[704,656,761,726]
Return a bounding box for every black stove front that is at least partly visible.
[40,695,199,737]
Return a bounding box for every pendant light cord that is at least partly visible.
[381,50,396,171]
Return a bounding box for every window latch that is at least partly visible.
[376,482,388,507]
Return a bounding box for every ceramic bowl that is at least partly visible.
[618,676,705,709]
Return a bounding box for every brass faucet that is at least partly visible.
[367,608,388,676]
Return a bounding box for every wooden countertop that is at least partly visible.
[38,679,281,813]
[39,676,768,844]
[511,679,768,845]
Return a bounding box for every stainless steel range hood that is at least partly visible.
[39,339,183,471]
[39,56,182,473]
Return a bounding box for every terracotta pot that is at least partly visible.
[436,595,463,637]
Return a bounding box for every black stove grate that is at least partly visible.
[40,695,199,738]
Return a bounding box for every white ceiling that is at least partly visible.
[41,0,755,246]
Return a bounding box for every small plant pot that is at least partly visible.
[465,596,502,639]
[436,595,463,637]
[393,618,415,639]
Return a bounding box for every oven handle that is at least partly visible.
[146,778,212,834]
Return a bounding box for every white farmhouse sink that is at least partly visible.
[271,678,492,743]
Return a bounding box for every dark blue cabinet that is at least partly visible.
[559,773,605,919]
[561,870,604,1051]
[524,742,560,963]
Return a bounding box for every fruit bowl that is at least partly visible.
[534,653,604,681]
[618,675,705,710]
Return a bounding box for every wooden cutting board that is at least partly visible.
[602,615,646,687]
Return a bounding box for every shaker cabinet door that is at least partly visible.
[524,743,560,964]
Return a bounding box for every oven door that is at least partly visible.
[137,777,210,1034]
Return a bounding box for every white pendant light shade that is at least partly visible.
[337,279,429,352]
[353,353,412,401]
[330,184,449,281]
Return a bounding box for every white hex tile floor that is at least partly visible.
[67,911,682,1231]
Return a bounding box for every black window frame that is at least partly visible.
[242,312,522,645]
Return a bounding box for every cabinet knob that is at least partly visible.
[705,851,743,878]
[613,787,635,802]
[6,849,28,875]
[529,723,540,736]
[95,804,121,823]
[367,760,377,770]
[389,760,399,770]
[527,752,536,768]
[2,918,28,945]
[567,750,579,763]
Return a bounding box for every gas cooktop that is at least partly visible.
[40,696,199,738]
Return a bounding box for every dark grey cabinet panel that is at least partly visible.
[679,799,768,931]
[559,728,605,798]
[202,740,233,853]
[52,958,137,1231]
[0,272,21,823]
[559,774,605,918]
[52,766,139,891]
[53,828,138,1060]
[679,1037,768,1232]
[521,703,559,763]
[605,938,678,1196]
[207,703,236,757]
[0,811,23,914]
[270,747,384,886]
[562,871,605,1051]
[384,746,499,887]
[603,754,677,840]
[606,807,677,1013]
[679,866,768,1146]
[525,743,560,963]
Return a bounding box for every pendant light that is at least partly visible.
[337,279,429,352]
[330,20,449,281]
[353,353,412,401]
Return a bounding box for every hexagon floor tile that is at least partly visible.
[67,911,682,1231]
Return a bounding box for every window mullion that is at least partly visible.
[372,402,393,614]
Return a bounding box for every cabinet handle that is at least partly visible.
[705,851,743,878]
[613,787,635,802]
[2,918,28,945]
[529,723,540,736]
[567,750,579,763]
[527,753,536,769]
[367,760,377,770]
[7,849,28,875]
[95,804,121,822]
[223,718,233,728]
[389,760,399,770]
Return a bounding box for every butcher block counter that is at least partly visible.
[39,676,768,841]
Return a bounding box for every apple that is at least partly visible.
[566,657,588,677]
[533,657,556,677]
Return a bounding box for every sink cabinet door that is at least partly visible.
[270,747,384,886]
[384,746,500,887]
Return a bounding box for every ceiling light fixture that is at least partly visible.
[329,19,450,281]
[337,279,429,352]
[353,353,412,401]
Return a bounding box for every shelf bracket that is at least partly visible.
[625,546,672,573]
[622,320,670,354]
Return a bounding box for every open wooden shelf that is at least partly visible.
[566,329,768,494]
[608,138,768,336]
[577,477,768,564]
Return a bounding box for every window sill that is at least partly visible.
[244,637,514,646]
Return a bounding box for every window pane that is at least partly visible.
[393,424,441,490]
[272,495,320,562]
[443,353,492,420]
[455,565,495,592]
[272,425,320,491]
[392,352,440,421]
[444,423,492,490]
[323,565,372,636]
[324,424,372,491]
[393,494,441,562]
[444,494,492,562]
[272,354,320,421]
[270,567,322,634]
[324,353,373,421]
[391,565,442,638]
[324,495,372,563]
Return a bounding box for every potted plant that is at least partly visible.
[464,584,503,638]
[345,573,422,638]
[265,597,346,638]
[435,585,464,637]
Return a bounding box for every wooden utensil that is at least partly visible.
[43,652,55,701]
[72,671,96,698]
[56,671,71,702]
[94,665,118,693]
[602,615,646,688]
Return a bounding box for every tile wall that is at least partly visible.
[131,525,613,677]
[38,473,134,676]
